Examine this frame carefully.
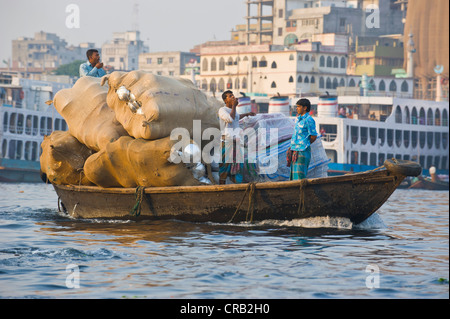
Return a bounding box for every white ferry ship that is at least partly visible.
[236,94,449,177]
[0,73,71,182]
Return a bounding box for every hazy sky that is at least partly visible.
[0,0,246,64]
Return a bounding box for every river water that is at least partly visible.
[0,182,448,301]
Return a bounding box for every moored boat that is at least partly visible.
[52,159,421,225]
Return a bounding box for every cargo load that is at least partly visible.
[102,70,221,140]
[52,76,129,151]
[40,131,94,185]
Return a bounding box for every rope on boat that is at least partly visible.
[130,186,145,217]
[228,182,257,223]
[297,179,309,216]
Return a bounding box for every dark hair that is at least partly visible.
[86,49,99,59]
[296,98,311,113]
[222,90,233,102]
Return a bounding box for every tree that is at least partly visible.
[53,60,85,77]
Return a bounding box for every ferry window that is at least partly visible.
[55,118,61,131]
[370,153,377,166]
[405,106,410,124]
[427,109,434,125]
[395,154,402,160]
[61,120,67,131]
[33,116,38,135]
[419,108,426,125]
[427,156,433,169]
[443,109,448,126]
[32,142,38,161]
[378,128,385,146]
[325,149,337,163]
[3,111,8,132]
[320,124,337,142]
[378,153,385,166]
[389,80,397,92]
[46,117,52,134]
[40,117,46,136]
[351,126,358,144]
[351,151,358,164]
[442,132,448,150]
[17,114,24,134]
[387,129,393,147]
[24,141,31,160]
[411,107,418,124]
[411,131,418,148]
[379,80,386,91]
[427,132,433,149]
[434,157,440,169]
[387,153,394,160]
[16,140,23,160]
[360,127,368,145]
[401,80,409,92]
[9,113,16,134]
[395,130,402,147]
[25,115,32,135]
[419,131,426,149]
[361,152,368,165]
[403,154,410,161]
[435,132,441,149]
[395,106,402,123]
[443,156,448,170]
[404,130,410,148]
[370,128,376,145]
[346,125,349,142]
[419,156,425,168]
[435,109,441,126]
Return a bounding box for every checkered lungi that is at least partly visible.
[219,139,243,184]
[287,147,311,180]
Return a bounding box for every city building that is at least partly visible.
[138,51,199,78]
[11,31,94,72]
[102,31,148,71]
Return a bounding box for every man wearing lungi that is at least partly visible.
[287,98,317,180]
[218,91,255,184]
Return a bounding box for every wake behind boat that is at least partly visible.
[52,159,421,225]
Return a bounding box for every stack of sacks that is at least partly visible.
[103,70,221,140]
[40,72,221,188]
[40,131,94,185]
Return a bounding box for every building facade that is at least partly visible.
[102,31,148,71]
[138,51,199,77]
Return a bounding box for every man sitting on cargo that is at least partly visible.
[218,90,255,184]
[287,98,317,180]
[79,49,106,78]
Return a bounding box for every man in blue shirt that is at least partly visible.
[287,98,317,180]
[79,49,106,78]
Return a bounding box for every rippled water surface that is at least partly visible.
[0,182,448,299]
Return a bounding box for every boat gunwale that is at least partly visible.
[53,168,395,195]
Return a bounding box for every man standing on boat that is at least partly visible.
[218,90,255,184]
[79,49,106,78]
[287,98,317,180]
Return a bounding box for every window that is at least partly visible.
[157,58,163,64]
[219,58,225,70]
[252,57,257,68]
[333,57,339,68]
[395,105,402,123]
[326,56,332,67]
[349,78,356,87]
[340,57,346,69]
[169,57,174,63]
[271,61,277,68]
[401,80,408,92]
[389,80,397,92]
[202,58,208,71]
[304,76,309,83]
[379,80,386,91]
[298,75,303,83]
[311,76,315,84]
[340,18,346,27]
[289,54,294,61]
[319,77,324,88]
[271,81,277,88]
[387,129,394,147]
[427,109,433,125]
[319,56,325,67]
[211,58,217,71]
[289,76,294,83]
[279,9,283,18]
[259,57,267,67]
[146,58,151,64]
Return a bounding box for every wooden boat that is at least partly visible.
[408,176,449,191]
[52,159,421,225]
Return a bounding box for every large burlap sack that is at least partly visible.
[83,136,201,188]
[52,76,129,151]
[40,131,94,185]
[102,70,221,140]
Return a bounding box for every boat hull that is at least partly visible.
[53,167,407,225]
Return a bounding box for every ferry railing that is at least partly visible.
[321,133,337,142]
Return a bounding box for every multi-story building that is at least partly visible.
[138,51,199,77]
[11,31,94,72]
[102,31,148,71]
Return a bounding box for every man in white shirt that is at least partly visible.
[218,90,255,184]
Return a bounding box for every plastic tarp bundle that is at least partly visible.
[232,113,329,182]
[52,76,129,152]
[83,136,201,188]
[40,131,94,185]
[103,70,221,140]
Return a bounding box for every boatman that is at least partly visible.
[79,49,106,78]
[287,98,317,180]
[218,90,255,184]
